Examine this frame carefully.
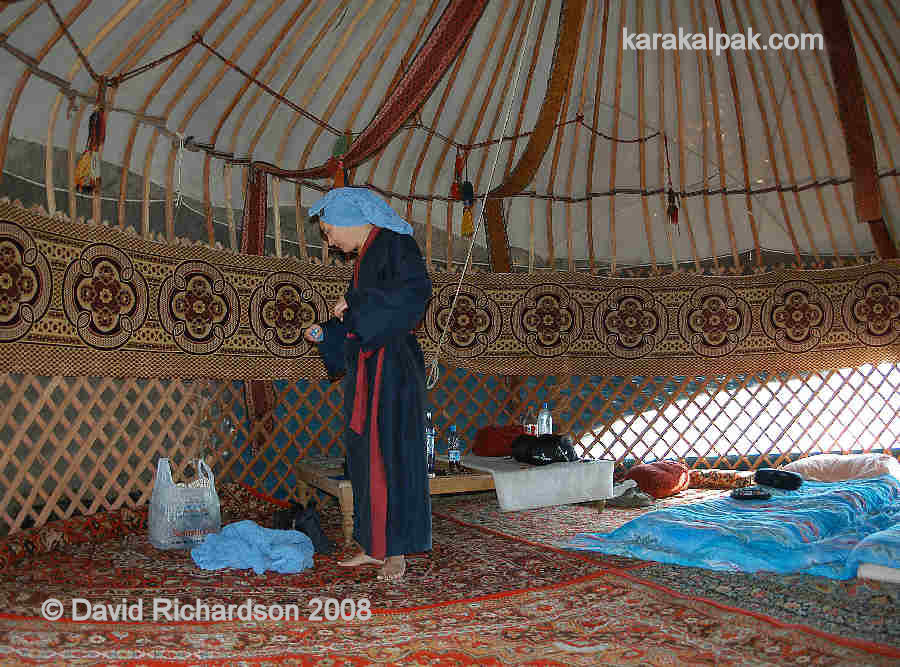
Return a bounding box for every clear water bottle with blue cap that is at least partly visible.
[447,424,462,473]
[425,411,436,478]
[537,402,553,436]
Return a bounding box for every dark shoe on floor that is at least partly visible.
[293,505,333,555]
[606,486,654,508]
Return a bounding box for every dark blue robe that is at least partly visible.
[318,227,432,558]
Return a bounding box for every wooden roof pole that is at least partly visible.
[1,1,42,39]
[90,0,189,223]
[562,0,600,273]
[100,0,194,227]
[44,0,143,221]
[714,0,761,270]
[365,0,441,185]
[228,1,318,160]
[473,0,529,186]
[671,2,700,272]
[584,0,610,272]
[202,0,311,240]
[165,0,284,242]
[296,0,404,175]
[453,0,527,271]
[68,0,184,224]
[483,0,587,272]
[607,0,626,275]
[729,0,807,263]
[272,0,372,168]
[546,2,578,271]
[339,0,417,186]
[847,2,900,235]
[140,0,252,237]
[688,0,718,271]
[758,0,858,264]
[635,0,654,274]
[780,0,860,260]
[423,0,513,269]
[0,0,91,186]
[696,0,740,270]
[503,0,550,182]
[403,32,474,270]
[814,0,895,258]
[116,0,231,230]
[383,9,444,196]
[656,0,676,273]
[246,1,342,160]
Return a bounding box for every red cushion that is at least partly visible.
[473,424,525,457]
[624,461,690,498]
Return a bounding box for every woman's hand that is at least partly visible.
[304,324,324,343]
[334,297,349,321]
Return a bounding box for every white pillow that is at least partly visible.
[781,453,900,482]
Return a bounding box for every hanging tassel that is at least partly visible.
[332,158,345,189]
[332,132,352,158]
[74,151,93,192]
[75,108,106,193]
[461,180,474,207]
[666,187,679,234]
[451,150,466,199]
[461,207,474,236]
[461,180,475,236]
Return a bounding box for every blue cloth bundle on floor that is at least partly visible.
[191,520,315,574]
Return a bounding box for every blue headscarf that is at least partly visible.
[308,187,413,236]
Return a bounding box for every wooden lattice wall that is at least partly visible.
[2,363,900,536]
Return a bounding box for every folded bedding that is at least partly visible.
[847,522,900,573]
[567,475,900,580]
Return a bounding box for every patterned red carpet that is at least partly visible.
[434,490,900,650]
[0,484,896,665]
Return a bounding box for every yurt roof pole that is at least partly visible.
[815,0,896,259]
[483,0,588,272]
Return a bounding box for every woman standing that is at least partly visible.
[304,187,432,581]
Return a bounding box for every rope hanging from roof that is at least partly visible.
[425,0,540,390]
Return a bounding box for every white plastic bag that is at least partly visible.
[148,458,221,550]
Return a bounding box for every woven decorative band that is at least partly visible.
[1,200,899,379]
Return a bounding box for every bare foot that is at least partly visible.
[377,555,406,581]
[338,552,384,567]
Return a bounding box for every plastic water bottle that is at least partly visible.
[447,425,462,474]
[425,411,436,478]
[537,402,553,436]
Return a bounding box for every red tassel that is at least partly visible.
[454,152,465,181]
[332,158,345,189]
[667,188,679,231]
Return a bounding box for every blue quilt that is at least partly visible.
[568,475,900,579]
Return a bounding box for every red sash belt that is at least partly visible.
[346,331,387,558]
[348,333,379,435]
[347,330,413,435]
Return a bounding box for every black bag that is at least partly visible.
[510,434,580,466]
[755,468,803,490]
[273,502,334,554]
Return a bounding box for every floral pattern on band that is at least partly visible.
[760,280,833,353]
[679,285,751,357]
[249,273,328,357]
[595,287,669,359]
[425,284,501,358]
[63,244,148,349]
[158,261,240,354]
[0,221,51,342]
[841,271,900,347]
[511,284,583,357]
